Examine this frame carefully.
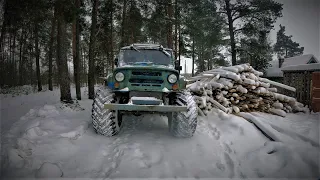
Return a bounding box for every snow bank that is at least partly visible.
[1,101,91,177]
[7,149,25,168]
[0,84,57,98]
[0,85,36,97]
[240,112,320,147]
[2,101,253,178]
[35,162,63,178]
[240,141,319,178]
[1,87,319,178]
[237,112,319,177]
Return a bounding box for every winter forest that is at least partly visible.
[0,0,305,101]
[1,0,319,178]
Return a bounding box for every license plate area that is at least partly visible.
[130,96,163,105]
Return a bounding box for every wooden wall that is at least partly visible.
[283,70,320,109]
[312,72,320,112]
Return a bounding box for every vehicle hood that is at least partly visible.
[115,65,178,73]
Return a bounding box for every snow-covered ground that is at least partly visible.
[0,85,61,137]
[1,86,319,178]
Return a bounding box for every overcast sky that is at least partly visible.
[269,0,320,59]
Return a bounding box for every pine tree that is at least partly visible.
[56,0,72,102]
[166,0,173,49]
[146,0,168,45]
[182,0,225,74]
[218,0,283,65]
[238,31,273,72]
[72,0,81,100]
[48,6,56,91]
[88,0,98,99]
[274,24,304,58]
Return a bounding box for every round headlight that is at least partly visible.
[115,72,125,82]
[168,74,178,84]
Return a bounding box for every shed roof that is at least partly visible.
[282,63,320,72]
[282,54,319,67]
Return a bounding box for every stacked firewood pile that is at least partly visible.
[187,64,308,117]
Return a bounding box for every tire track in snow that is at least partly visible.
[106,115,233,178]
[201,114,242,178]
[96,136,130,178]
[223,152,235,178]
[197,117,239,178]
[219,140,237,178]
[207,123,221,140]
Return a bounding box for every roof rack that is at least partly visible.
[132,43,161,48]
[121,43,172,50]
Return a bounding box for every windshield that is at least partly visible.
[119,49,173,66]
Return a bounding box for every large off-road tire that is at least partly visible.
[168,91,198,137]
[92,88,122,136]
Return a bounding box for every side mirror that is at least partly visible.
[175,61,182,71]
[114,58,118,66]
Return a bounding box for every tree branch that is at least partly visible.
[234,27,245,33]
[216,11,227,14]
[231,9,238,17]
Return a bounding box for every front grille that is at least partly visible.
[131,84,161,87]
[132,71,162,76]
[129,79,163,84]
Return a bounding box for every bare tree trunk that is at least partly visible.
[174,0,178,58]
[56,0,72,102]
[0,28,5,87]
[35,22,42,91]
[12,30,16,86]
[28,41,33,85]
[19,28,25,85]
[72,0,81,100]
[285,47,288,58]
[178,18,181,64]
[167,0,173,49]
[88,0,98,99]
[110,0,114,72]
[48,7,56,91]
[0,36,3,87]
[120,0,127,47]
[8,33,12,86]
[192,36,195,76]
[225,0,236,66]
[0,0,8,51]
[82,47,87,87]
[80,46,83,86]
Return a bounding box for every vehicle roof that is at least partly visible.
[120,43,173,51]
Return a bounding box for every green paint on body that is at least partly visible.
[105,44,187,112]
[107,65,186,92]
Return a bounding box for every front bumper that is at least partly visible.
[104,103,187,112]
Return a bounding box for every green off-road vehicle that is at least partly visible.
[91,43,198,137]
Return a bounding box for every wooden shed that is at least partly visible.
[282,63,320,112]
[264,54,319,83]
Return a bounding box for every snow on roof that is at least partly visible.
[282,54,319,68]
[265,54,319,77]
[121,43,172,51]
[281,63,320,71]
[265,61,283,77]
